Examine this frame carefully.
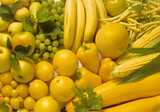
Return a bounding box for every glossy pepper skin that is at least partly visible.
[75,67,102,89]
[77,43,100,74]
[99,58,117,82]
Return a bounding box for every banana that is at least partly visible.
[63,0,77,49]
[94,0,107,28]
[71,0,85,53]
[82,0,98,42]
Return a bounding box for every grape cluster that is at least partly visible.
[33,0,65,62]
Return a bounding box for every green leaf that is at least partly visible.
[72,84,103,112]
[7,37,12,50]
[131,5,142,9]
[37,8,52,23]
[10,57,20,69]
[15,45,33,58]
[0,4,14,22]
[22,17,34,32]
[0,104,9,112]
[10,1,23,13]
[118,54,160,84]
[19,101,24,109]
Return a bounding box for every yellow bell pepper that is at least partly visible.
[75,67,102,89]
[77,43,100,74]
[99,58,117,82]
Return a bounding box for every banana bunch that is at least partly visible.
[64,0,107,53]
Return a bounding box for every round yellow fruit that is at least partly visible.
[29,79,48,100]
[14,7,30,21]
[1,85,13,97]
[106,0,127,16]
[50,76,75,102]
[34,97,60,112]
[0,95,4,105]
[12,32,35,56]
[17,108,29,112]
[0,72,13,85]
[11,58,35,83]
[24,96,36,110]
[16,84,29,98]
[95,23,129,59]
[10,96,23,109]
[0,33,12,47]
[53,50,79,77]
[8,22,23,36]
[0,17,10,32]
[36,61,55,82]
[0,82,3,90]
[3,96,10,104]
[10,80,18,88]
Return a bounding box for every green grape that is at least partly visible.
[60,0,65,3]
[55,21,61,27]
[35,49,39,53]
[52,47,59,53]
[43,52,50,59]
[44,39,51,45]
[51,9,57,15]
[36,34,40,40]
[36,45,39,49]
[59,38,63,45]
[57,7,63,14]
[56,1,64,7]
[39,34,46,41]
[35,39,41,46]
[58,32,64,38]
[50,53,55,58]
[47,0,54,4]
[61,25,64,30]
[60,13,64,22]
[51,16,55,22]
[51,35,57,40]
[54,14,60,20]
[33,53,39,60]
[42,1,48,7]
[62,7,65,12]
[37,58,42,63]
[52,40,59,47]
[39,43,45,50]
[47,45,53,51]
[52,3,57,9]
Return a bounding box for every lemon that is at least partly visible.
[53,49,79,77]
[8,22,23,36]
[34,97,60,112]
[0,17,10,32]
[16,84,29,98]
[50,76,75,102]
[29,79,48,100]
[24,96,36,110]
[14,7,30,21]
[36,61,55,82]
[0,72,13,85]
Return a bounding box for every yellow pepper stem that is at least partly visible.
[82,44,90,51]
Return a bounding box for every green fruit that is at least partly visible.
[8,22,23,36]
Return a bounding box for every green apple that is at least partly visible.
[0,33,12,47]
[8,22,23,36]
[11,58,35,83]
[0,46,12,73]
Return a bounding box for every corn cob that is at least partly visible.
[110,53,160,79]
[116,25,160,64]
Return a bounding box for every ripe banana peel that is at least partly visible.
[64,0,77,49]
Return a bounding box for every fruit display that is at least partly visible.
[0,0,160,112]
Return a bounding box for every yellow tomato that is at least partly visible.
[10,96,23,109]
[10,80,18,88]
[16,84,29,98]
[34,97,59,112]
[50,76,75,103]
[0,72,13,85]
[3,96,10,104]
[36,61,55,82]
[106,0,127,16]
[24,96,36,110]
[1,85,13,97]
[29,79,48,100]
[17,108,29,112]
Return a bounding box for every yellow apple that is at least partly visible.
[0,47,12,73]
[11,58,35,83]
[0,17,10,32]
[8,22,23,36]
[0,33,12,47]
[12,32,35,56]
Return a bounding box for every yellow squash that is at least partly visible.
[66,72,160,112]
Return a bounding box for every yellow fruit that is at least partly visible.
[24,96,36,110]
[10,80,18,88]
[95,23,129,59]
[36,61,55,82]
[0,17,10,32]
[3,96,10,104]
[0,33,12,47]
[29,2,42,19]
[1,85,13,97]
[50,76,75,103]
[53,50,79,77]
[106,0,127,16]
[0,82,3,90]
[0,95,4,105]
[1,0,14,6]
[8,22,23,36]
[34,96,60,112]
[29,79,48,100]
[10,96,23,109]
[14,7,30,21]
[5,104,13,112]
[16,84,29,98]
[17,108,29,112]
[14,0,31,7]
[0,72,13,85]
